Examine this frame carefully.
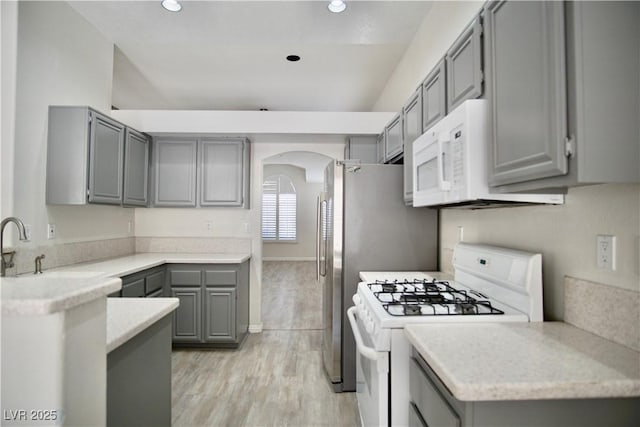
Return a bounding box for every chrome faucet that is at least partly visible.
[1,217,28,277]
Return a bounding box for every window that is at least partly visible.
[262,175,296,241]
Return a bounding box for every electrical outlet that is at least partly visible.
[457,226,464,243]
[206,221,213,231]
[596,235,616,270]
[47,223,56,240]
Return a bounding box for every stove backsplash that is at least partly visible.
[564,276,640,352]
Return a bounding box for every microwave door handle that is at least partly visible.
[437,133,452,191]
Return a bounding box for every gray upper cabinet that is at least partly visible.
[384,114,403,162]
[402,88,423,205]
[484,0,569,188]
[123,128,150,207]
[199,139,246,207]
[422,59,447,132]
[89,112,125,204]
[446,16,484,112]
[153,136,250,208]
[376,133,385,164]
[47,106,127,205]
[487,0,639,192]
[345,135,378,164]
[153,138,198,207]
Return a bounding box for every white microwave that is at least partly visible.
[412,100,564,208]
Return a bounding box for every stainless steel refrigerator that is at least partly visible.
[316,161,438,392]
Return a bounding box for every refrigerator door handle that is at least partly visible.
[316,195,321,281]
[320,199,327,277]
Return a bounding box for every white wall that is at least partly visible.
[263,164,325,260]
[1,1,18,221]
[7,1,133,247]
[374,1,640,320]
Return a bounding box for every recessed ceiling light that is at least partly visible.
[161,0,182,12]
[286,55,301,62]
[328,0,346,13]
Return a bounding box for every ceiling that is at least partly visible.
[68,1,433,112]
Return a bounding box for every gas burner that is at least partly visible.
[369,280,505,317]
[404,305,422,315]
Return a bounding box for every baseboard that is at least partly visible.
[262,257,316,261]
[248,324,263,333]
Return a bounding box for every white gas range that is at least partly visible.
[347,243,543,427]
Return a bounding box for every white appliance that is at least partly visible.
[412,99,564,208]
[347,243,544,427]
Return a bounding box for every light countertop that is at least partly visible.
[405,322,640,401]
[107,297,179,353]
[2,252,251,316]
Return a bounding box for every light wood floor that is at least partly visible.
[261,261,323,331]
[171,262,359,427]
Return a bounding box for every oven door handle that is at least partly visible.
[347,306,383,362]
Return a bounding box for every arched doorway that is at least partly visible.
[261,151,332,330]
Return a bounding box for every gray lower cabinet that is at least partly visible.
[486,0,640,192]
[345,135,378,164]
[446,16,483,112]
[169,261,249,347]
[410,350,640,427]
[47,106,127,205]
[384,114,403,162]
[107,314,172,427]
[402,88,423,205]
[114,265,167,298]
[153,137,250,208]
[123,128,150,207]
[422,58,447,133]
[171,287,202,342]
[153,138,198,207]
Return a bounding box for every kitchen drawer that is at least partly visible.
[145,269,165,294]
[146,289,163,298]
[170,270,202,286]
[122,278,145,297]
[204,270,237,286]
[410,357,460,427]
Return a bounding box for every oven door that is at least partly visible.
[347,306,389,427]
[412,128,452,207]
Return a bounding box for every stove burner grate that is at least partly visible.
[369,279,505,316]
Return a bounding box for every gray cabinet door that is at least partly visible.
[384,115,403,162]
[199,139,244,206]
[422,59,447,132]
[122,277,145,297]
[153,139,197,207]
[123,129,149,207]
[446,16,483,112]
[204,287,236,342]
[345,136,378,164]
[485,0,568,187]
[171,287,202,342]
[376,133,385,164]
[88,112,125,204]
[403,88,423,204]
